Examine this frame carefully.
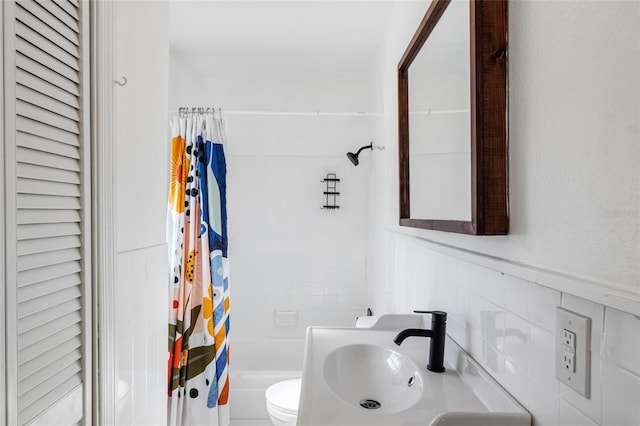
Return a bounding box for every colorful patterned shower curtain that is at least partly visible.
[168,113,230,426]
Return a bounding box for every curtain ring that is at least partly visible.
[114,76,127,86]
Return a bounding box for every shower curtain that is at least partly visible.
[168,113,230,426]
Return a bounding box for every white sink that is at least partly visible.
[323,344,423,414]
[298,314,531,426]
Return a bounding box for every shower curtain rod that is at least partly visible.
[171,108,382,117]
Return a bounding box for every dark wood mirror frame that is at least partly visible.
[398,0,508,235]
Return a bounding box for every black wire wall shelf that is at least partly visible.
[321,173,340,210]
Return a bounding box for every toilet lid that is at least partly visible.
[265,378,301,415]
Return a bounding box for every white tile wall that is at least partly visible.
[604,308,640,375]
[559,399,598,426]
[528,284,561,333]
[226,113,371,345]
[602,362,640,425]
[387,237,640,426]
[115,245,167,426]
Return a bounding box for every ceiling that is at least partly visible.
[168,0,398,79]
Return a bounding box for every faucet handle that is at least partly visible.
[413,310,447,323]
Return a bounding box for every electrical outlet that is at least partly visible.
[563,329,575,348]
[562,329,576,372]
[562,349,575,372]
[556,307,591,398]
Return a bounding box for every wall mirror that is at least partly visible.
[398,0,508,234]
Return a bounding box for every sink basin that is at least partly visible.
[298,316,531,425]
[323,344,422,414]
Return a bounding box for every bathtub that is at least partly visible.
[230,337,305,421]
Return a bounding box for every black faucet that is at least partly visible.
[393,310,447,373]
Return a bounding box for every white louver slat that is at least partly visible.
[19,361,82,409]
[18,208,82,224]
[18,294,82,330]
[33,0,79,33]
[19,315,82,354]
[17,261,82,287]
[16,101,80,134]
[18,178,81,197]
[17,164,81,185]
[18,234,82,256]
[16,56,81,98]
[4,0,89,424]
[52,0,79,21]
[16,132,81,158]
[15,6,79,58]
[17,247,82,271]
[18,329,82,368]
[16,85,80,121]
[19,375,82,426]
[17,222,81,241]
[17,0,79,45]
[15,21,80,70]
[17,116,79,146]
[18,348,82,394]
[18,273,82,302]
[15,38,79,83]
[17,194,81,210]
[17,146,81,170]
[18,323,82,363]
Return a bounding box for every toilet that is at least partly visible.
[265,378,301,425]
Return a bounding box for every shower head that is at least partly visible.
[346,142,373,167]
[347,151,360,166]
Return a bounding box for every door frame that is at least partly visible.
[1,3,6,423]
[91,0,117,424]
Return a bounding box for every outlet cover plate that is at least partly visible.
[556,307,591,398]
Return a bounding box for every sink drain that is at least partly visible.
[359,399,382,410]
[407,375,415,387]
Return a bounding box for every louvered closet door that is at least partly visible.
[3,0,91,424]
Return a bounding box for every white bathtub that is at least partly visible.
[230,338,305,421]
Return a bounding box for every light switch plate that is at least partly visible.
[556,307,591,398]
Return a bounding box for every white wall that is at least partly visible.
[169,47,373,368]
[114,2,169,425]
[368,1,640,425]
